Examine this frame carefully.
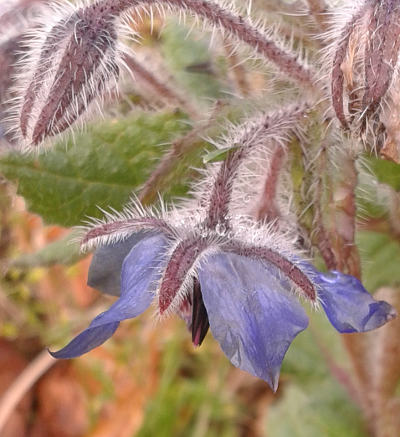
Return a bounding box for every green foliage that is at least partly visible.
[369,158,400,191]
[267,380,367,437]
[202,145,240,164]
[281,311,338,384]
[356,177,387,220]
[136,333,237,437]
[159,21,224,100]
[11,232,82,268]
[0,112,189,227]
[274,306,368,437]
[357,230,400,292]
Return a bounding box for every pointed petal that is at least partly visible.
[198,252,308,391]
[49,319,120,359]
[315,271,397,333]
[51,234,168,358]
[88,232,148,296]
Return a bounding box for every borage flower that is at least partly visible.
[51,107,396,391]
[51,216,396,391]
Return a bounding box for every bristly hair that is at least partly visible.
[77,101,318,316]
[7,0,314,150]
[78,194,180,251]
[321,0,400,155]
[117,0,315,84]
[79,103,309,255]
[191,103,309,226]
[6,0,124,152]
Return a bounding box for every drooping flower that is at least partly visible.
[50,106,397,391]
[51,214,396,391]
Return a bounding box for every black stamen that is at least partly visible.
[191,278,210,346]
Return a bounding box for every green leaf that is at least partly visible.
[202,145,239,164]
[0,112,188,227]
[160,20,224,100]
[11,232,82,268]
[369,158,400,191]
[281,309,345,384]
[267,380,367,437]
[357,230,400,291]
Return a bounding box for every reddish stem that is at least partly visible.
[102,0,314,86]
[256,144,286,223]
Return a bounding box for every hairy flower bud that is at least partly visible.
[13,1,121,149]
[0,0,39,146]
[330,0,400,157]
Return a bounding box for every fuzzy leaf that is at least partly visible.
[357,230,400,292]
[369,158,400,191]
[11,232,82,268]
[0,112,188,226]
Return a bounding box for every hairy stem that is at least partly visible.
[256,144,286,223]
[306,0,328,31]
[331,153,372,423]
[332,155,361,277]
[101,0,314,86]
[313,145,337,270]
[205,104,307,230]
[158,237,208,314]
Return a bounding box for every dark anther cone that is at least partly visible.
[191,278,210,347]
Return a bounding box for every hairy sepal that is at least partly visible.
[157,235,217,316]
[12,0,122,150]
[223,239,317,302]
[79,197,175,251]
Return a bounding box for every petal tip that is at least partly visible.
[48,346,75,360]
[266,368,280,393]
[317,271,398,333]
[47,348,61,359]
[387,306,398,321]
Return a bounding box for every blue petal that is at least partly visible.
[88,232,148,296]
[49,319,120,359]
[51,233,169,358]
[198,252,308,391]
[314,271,397,333]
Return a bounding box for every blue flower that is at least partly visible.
[49,107,396,391]
[50,230,396,392]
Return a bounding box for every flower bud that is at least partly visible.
[331,0,400,157]
[14,1,120,149]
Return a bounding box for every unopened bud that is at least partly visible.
[14,1,120,149]
[331,0,400,156]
